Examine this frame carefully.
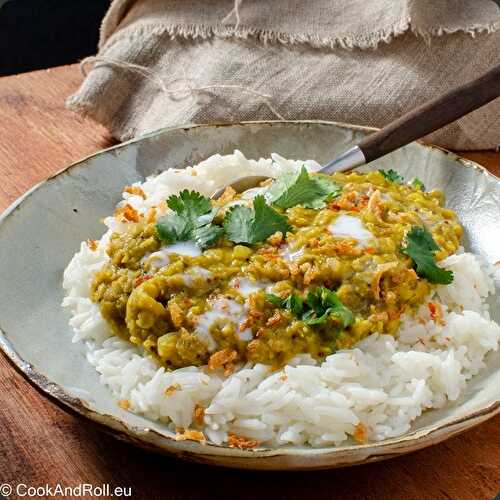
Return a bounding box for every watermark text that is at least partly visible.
[0,482,132,498]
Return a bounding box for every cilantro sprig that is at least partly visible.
[266,293,304,317]
[401,226,453,284]
[266,287,354,328]
[410,178,425,191]
[267,166,341,209]
[379,169,426,191]
[223,195,292,244]
[156,190,223,249]
[379,169,404,184]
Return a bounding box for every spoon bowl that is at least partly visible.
[211,175,271,199]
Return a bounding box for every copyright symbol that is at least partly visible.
[0,483,12,497]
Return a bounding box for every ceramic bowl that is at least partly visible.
[0,121,498,470]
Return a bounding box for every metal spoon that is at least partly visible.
[212,63,500,199]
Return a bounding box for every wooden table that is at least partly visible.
[0,65,499,500]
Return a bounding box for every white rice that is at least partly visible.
[62,151,500,447]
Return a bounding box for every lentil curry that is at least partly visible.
[90,169,462,371]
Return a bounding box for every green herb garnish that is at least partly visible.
[283,293,305,317]
[156,190,223,249]
[379,169,404,184]
[267,166,342,209]
[223,195,292,244]
[401,226,453,284]
[302,287,354,327]
[265,293,284,308]
[410,178,425,191]
[266,287,354,327]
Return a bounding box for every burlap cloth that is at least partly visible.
[67,0,500,150]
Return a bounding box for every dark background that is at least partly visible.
[0,0,108,76]
[2,0,500,77]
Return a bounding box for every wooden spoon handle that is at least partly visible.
[358,63,500,163]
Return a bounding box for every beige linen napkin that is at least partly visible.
[68,0,500,150]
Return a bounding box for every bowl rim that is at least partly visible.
[0,119,499,468]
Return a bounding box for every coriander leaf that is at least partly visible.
[379,169,404,184]
[304,289,322,314]
[302,308,331,325]
[401,226,454,284]
[156,213,191,243]
[265,293,303,316]
[267,167,323,209]
[167,189,212,221]
[252,195,293,242]
[410,178,425,191]
[322,289,354,328]
[266,287,354,328]
[156,190,222,250]
[224,195,292,244]
[303,287,354,327]
[282,293,304,316]
[223,205,254,243]
[192,224,224,249]
[267,166,341,209]
[265,293,284,307]
[303,175,343,209]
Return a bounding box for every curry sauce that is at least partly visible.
[90,171,462,369]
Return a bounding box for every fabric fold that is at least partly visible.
[67,0,500,149]
[99,0,500,51]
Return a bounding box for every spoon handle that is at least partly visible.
[322,63,500,173]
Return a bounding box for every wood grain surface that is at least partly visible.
[0,65,499,500]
